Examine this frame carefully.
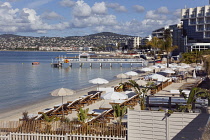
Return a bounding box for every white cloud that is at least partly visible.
[133,5,145,13]
[27,0,53,8]
[0,2,70,34]
[72,15,117,28]
[146,10,167,20]
[106,3,127,12]
[59,0,75,7]
[157,7,169,14]
[73,0,91,17]
[92,2,107,14]
[173,9,181,18]
[41,11,63,20]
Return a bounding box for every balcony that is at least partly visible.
[206,13,210,16]
[197,28,204,31]
[189,22,196,25]
[197,21,204,24]
[182,15,189,19]
[198,14,204,17]
[191,15,196,18]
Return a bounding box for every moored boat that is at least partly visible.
[32,62,40,65]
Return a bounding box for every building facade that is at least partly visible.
[127,37,141,50]
[181,5,210,51]
[151,24,183,54]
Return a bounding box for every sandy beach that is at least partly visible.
[0,77,128,121]
[0,66,204,121]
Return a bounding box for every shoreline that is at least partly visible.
[0,77,124,121]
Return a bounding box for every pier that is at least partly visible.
[52,58,148,68]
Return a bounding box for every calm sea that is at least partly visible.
[0,51,142,113]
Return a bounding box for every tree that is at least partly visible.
[77,108,90,123]
[178,87,208,112]
[112,104,127,124]
[146,37,162,63]
[159,34,178,68]
[127,80,156,110]
[42,113,60,133]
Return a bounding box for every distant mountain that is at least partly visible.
[0,34,22,38]
[86,32,132,37]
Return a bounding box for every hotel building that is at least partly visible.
[181,5,210,52]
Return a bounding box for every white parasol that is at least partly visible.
[101,91,128,100]
[50,88,75,117]
[89,78,109,90]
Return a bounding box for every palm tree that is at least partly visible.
[186,87,208,112]
[42,113,60,133]
[114,82,132,92]
[159,36,178,68]
[146,37,162,64]
[77,108,90,123]
[112,104,127,124]
[127,80,156,110]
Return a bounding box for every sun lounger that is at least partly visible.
[99,104,112,110]
[88,109,107,116]
[36,108,54,120]
[89,91,102,103]
[51,103,69,116]
[79,94,93,106]
[38,108,54,114]
[67,98,83,112]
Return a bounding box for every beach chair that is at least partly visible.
[88,109,107,117]
[79,94,93,106]
[36,108,54,120]
[50,103,69,116]
[67,98,83,113]
[89,91,102,103]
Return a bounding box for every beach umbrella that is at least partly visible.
[125,71,138,76]
[161,69,175,74]
[50,88,75,117]
[125,71,138,79]
[187,67,195,72]
[136,79,147,86]
[146,73,166,81]
[193,69,196,78]
[115,73,128,82]
[176,67,187,72]
[89,78,109,91]
[140,67,153,72]
[101,91,128,100]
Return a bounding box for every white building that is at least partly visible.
[181,5,210,51]
[141,35,152,46]
[127,37,141,49]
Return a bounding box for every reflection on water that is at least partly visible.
[0,51,142,112]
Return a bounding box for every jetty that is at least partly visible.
[52,53,148,68]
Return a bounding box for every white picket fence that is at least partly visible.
[0,132,126,140]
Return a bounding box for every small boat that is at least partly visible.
[32,62,40,65]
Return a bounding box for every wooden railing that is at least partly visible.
[0,121,126,137]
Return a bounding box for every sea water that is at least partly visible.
[0,51,142,113]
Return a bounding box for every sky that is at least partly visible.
[0,0,209,37]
